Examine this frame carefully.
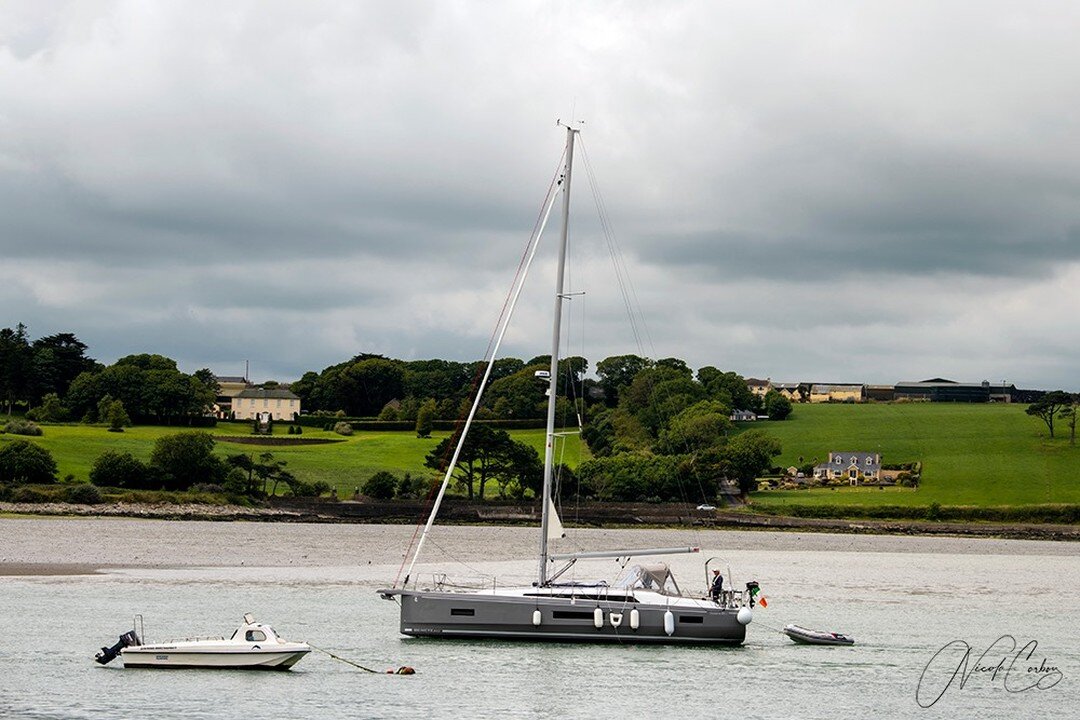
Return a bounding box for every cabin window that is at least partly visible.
[552,611,595,620]
[679,615,704,624]
[450,608,475,617]
[245,630,266,642]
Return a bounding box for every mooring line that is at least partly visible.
[308,644,415,675]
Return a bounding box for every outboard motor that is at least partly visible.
[745,581,760,608]
[94,630,141,665]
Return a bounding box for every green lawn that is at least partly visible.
[3,422,591,496]
[746,403,1080,507]
[6,404,1077,508]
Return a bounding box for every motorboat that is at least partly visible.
[378,126,759,645]
[783,624,855,646]
[95,613,311,669]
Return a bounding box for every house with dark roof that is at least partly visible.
[814,451,881,484]
[746,377,772,398]
[233,387,301,421]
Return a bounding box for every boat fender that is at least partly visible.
[532,610,542,627]
[663,610,675,636]
[737,607,753,626]
[629,608,640,630]
[593,607,604,629]
[610,612,623,628]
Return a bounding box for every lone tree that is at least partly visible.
[1026,391,1074,439]
[722,429,782,496]
[415,398,436,438]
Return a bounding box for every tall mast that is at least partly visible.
[537,125,577,586]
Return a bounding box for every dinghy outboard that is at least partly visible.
[783,624,854,646]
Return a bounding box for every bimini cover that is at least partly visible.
[613,563,681,596]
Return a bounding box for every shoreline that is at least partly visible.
[3,500,1078,542]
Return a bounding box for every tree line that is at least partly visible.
[2,323,792,504]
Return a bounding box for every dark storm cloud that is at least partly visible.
[2,1,1080,387]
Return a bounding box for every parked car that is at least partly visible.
[696,504,717,511]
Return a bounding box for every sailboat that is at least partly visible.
[378,126,755,644]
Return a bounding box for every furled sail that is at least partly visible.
[547,498,565,541]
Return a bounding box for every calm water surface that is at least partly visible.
[0,519,1076,719]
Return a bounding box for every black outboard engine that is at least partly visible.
[94,630,141,665]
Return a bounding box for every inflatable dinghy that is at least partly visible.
[783,624,854,646]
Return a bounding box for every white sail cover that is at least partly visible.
[547,498,565,541]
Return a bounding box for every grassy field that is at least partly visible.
[5,403,1078,508]
[746,403,1080,508]
[5,422,592,496]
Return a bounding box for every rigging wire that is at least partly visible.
[392,148,568,588]
[578,137,655,359]
[577,138,714,543]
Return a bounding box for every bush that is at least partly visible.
[396,472,432,499]
[25,393,70,422]
[149,431,226,491]
[65,484,104,505]
[3,419,43,436]
[0,440,58,484]
[363,471,397,499]
[11,485,53,503]
[189,483,224,493]
[284,479,331,497]
[90,451,153,489]
[333,421,354,436]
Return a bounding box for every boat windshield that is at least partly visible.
[612,563,681,596]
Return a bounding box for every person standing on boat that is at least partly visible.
[710,570,724,602]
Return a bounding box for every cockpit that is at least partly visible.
[612,563,682,596]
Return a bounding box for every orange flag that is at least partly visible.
[758,597,768,608]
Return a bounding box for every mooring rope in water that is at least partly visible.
[308,644,415,675]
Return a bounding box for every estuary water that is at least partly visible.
[0,518,1077,719]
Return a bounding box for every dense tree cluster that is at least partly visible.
[580,357,782,501]
[1,325,97,415]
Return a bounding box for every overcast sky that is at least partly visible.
[2,1,1079,389]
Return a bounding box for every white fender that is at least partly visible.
[593,607,604,629]
[610,612,623,628]
[737,607,753,625]
[629,608,640,630]
[663,609,675,636]
[532,609,542,626]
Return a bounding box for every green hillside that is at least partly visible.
[747,403,1080,507]
[6,404,1078,509]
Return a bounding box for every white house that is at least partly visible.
[232,388,301,421]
